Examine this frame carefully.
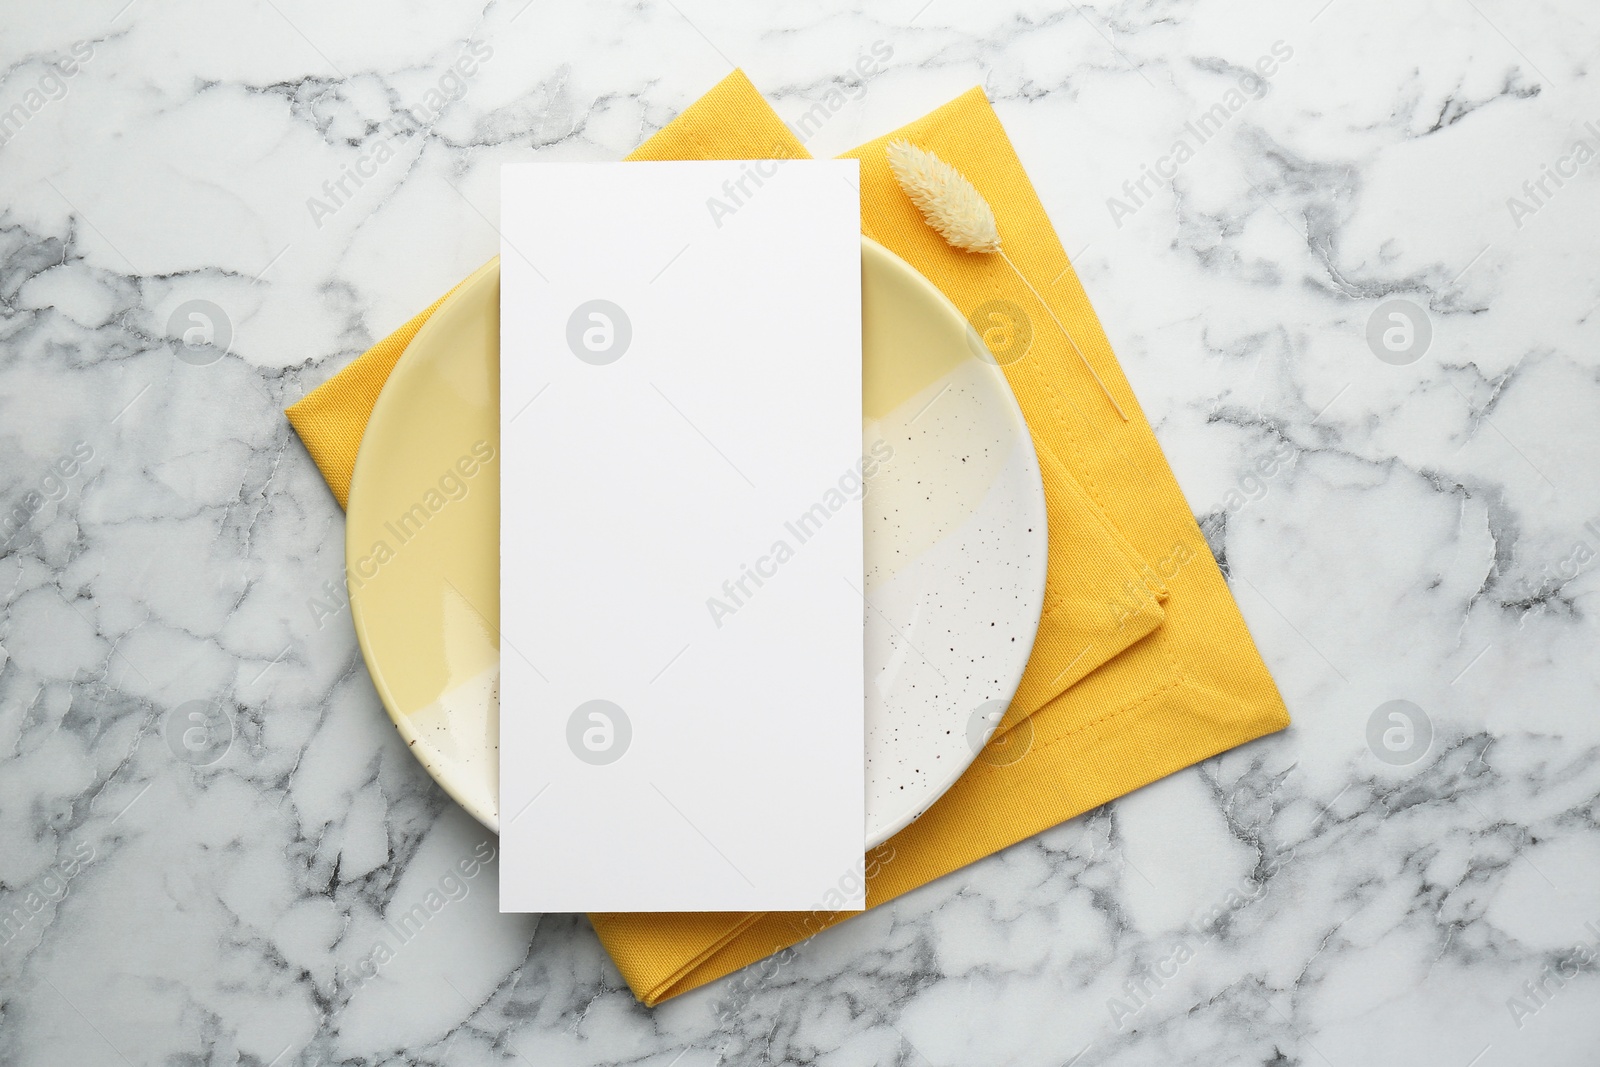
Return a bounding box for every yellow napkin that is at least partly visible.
[286,70,1289,1006]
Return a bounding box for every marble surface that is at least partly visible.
[3,0,1599,1063]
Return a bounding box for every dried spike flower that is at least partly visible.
[886,140,1128,421]
[886,140,1002,253]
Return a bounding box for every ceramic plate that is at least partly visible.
[346,237,1047,848]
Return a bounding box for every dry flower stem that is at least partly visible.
[997,249,1127,422]
[886,139,1128,421]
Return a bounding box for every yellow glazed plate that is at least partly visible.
[347,238,1047,847]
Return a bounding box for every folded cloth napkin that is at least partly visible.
[286,69,1289,1006]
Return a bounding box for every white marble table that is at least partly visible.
[3,1,1598,1064]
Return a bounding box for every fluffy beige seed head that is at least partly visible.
[885,139,1131,421]
[886,139,1002,254]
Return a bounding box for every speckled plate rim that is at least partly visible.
[346,239,1048,844]
[856,237,1049,846]
[347,258,501,831]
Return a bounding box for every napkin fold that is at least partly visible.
[286,70,1289,1006]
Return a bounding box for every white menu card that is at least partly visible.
[498,160,865,913]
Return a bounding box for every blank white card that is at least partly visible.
[498,160,864,913]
